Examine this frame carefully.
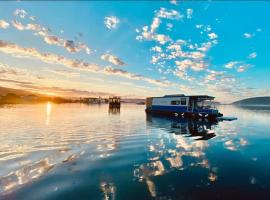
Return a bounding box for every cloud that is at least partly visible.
[103,66,170,87]
[154,34,171,44]
[203,70,225,83]
[150,17,161,33]
[170,0,178,5]
[101,53,125,66]
[237,64,251,72]
[166,23,173,31]
[0,78,33,85]
[47,69,80,78]
[12,20,25,30]
[151,46,162,53]
[104,16,120,29]
[0,40,99,72]
[136,8,182,45]
[156,8,182,20]
[175,59,207,72]
[208,32,218,40]
[0,20,9,29]
[63,40,80,53]
[44,35,61,45]
[248,52,257,59]
[13,9,27,18]
[225,61,251,72]
[225,61,240,69]
[29,16,36,21]
[11,17,91,54]
[0,64,21,76]
[136,25,171,45]
[186,8,193,19]
[0,40,169,87]
[243,33,253,39]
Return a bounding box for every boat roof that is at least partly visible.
[188,95,215,100]
[149,94,215,100]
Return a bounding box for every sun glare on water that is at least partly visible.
[46,102,52,125]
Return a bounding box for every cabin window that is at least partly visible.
[171,100,180,105]
[180,98,187,105]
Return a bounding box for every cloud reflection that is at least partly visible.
[134,115,219,197]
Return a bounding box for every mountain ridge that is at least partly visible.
[232,96,270,106]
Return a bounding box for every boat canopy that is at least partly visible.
[187,95,215,101]
[157,94,215,101]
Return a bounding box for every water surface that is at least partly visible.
[0,103,270,200]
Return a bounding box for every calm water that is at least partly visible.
[0,103,270,200]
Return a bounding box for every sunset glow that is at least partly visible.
[0,1,269,102]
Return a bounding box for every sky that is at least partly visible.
[0,1,270,103]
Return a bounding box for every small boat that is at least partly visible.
[109,96,121,108]
[145,94,223,120]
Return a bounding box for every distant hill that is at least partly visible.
[0,86,74,104]
[0,86,35,96]
[233,97,270,106]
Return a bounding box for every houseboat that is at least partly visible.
[109,96,121,108]
[145,94,223,120]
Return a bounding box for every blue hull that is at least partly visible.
[145,107,222,121]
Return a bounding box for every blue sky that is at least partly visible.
[0,1,269,102]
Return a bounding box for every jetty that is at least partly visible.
[109,96,121,108]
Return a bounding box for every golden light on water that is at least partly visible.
[46,102,52,125]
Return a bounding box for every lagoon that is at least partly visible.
[0,103,270,200]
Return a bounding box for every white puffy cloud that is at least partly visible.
[104,16,120,30]
[248,52,257,59]
[150,17,161,33]
[154,34,171,44]
[13,9,27,18]
[151,46,162,53]
[186,8,193,19]
[243,33,253,38]
[170,0,178,5]
[203,70,225,83]
[0,20,9,29]
[175,59,207,72]
[101,53,125,66]
[29,16,36,21]
[166,23,173,31]
[136,24,171,45]
[156,7,182,20]
[237,64,251,72]
[225,61,240,69]
[208,32,218,39]
[225,61,251,72]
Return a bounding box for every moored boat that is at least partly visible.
[145,94,223,120]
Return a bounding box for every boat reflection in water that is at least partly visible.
[146,113,217,140]
[133,114,219,198]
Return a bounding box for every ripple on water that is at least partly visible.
[1,104,270,200]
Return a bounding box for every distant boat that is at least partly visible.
[145,94,223,120]
[109,96,121,108]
